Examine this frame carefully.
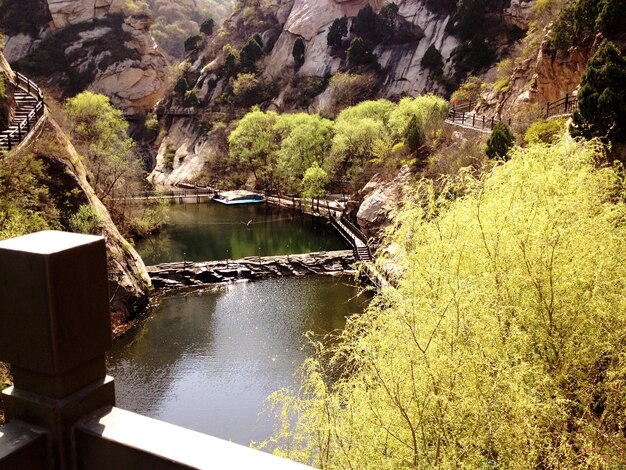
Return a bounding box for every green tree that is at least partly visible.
[486,121,515,159]
[223,52,237,77]
[351,4,376,39]
[571,41,626,144]
[200,17,214,35]
[301,161,329,200]
[240,35,264,72]
[347,37,378,69]
[375,2,399,41]
[228,108,281,185]
[453,0,486,40]
[404,114,424,152]
[292,37,305,68]
[327,16,348,48]
[64,91,140,202]
[328,72,378,107]
[174,77,189,95]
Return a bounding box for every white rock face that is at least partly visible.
[47,0,124,29]
[264,0,457,97]
[3,34,39,62]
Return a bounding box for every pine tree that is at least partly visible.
[404,115,424,152]
[327,16,348,48]
[351,5,377,39]
[200,17,214,36]
[486,121,515,159]
[347,37,377,69]
[421,44,444,73]
[571,41,626,143]
[240,36,264,72]
[292,37,305,68]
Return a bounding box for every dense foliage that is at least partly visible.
[228,96,449,193]
[571,41,626,147]
[262,137,626,467]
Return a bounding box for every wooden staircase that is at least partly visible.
[0,73,44,152]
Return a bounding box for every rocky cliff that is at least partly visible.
[151,0,527,187]
[18,113,152,323]
[2,0,168,116]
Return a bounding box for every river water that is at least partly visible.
[109,202,368,447]
[135,201,346,265]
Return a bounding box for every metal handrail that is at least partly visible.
[0,72,45,152]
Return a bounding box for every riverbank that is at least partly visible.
[147,250,356,291]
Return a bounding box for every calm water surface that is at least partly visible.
[135,201,346,265]
[108,276,369,446]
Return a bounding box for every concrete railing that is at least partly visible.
[0,230,309,469]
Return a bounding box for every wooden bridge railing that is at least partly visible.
[0,230,309,469]
[0,72,45,152]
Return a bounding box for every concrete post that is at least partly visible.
[0,231,116,469]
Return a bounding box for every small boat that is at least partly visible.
[213,190,266,205]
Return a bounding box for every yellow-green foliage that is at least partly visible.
[525,118,567,144]
[387,94,449,140]
[263,137,626,468]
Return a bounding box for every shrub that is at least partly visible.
[240,35,264,72]
[525,118,566,144]
[451,76,483,104]
[69,204,102,235]
[183,90,199,107]
[328,73,378,107]
[163,143,177,170]
[174,77,190,95]
[486,121,515,159]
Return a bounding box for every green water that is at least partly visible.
[135,201,346,265]
[107,276,369,446]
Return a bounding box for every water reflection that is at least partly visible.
[108,276,370,446]
[135,202,346,265]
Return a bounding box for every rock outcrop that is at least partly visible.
[356,165,412,238]
[2,1,167,116]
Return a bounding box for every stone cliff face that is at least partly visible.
[3,0,167,116]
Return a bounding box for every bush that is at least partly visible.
[525,118,566,144]
[240,35,264,72]
[347,37,378,69]
[200,17,214,36]
[451,76,483,104]
[486,121,515,159]
[69,204,102,235]
[163,143,176,170]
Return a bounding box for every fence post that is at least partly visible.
[564,93,569,113]
[491,116,495,129]
[0,231,116,469]
[472,114,475,127]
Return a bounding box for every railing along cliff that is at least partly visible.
[0,230,309,469]
[0,72,45,152]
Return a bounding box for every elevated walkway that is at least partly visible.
[0,72,44,152]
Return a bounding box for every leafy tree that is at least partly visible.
[327,16,348,48]
[404,114,424,152]
[336,99,395,126]
[184,34,202,52]
[200,17,214,35]
[347,37,378,69]
[68,203,102,235]
[301,161,329,200]
[292,37,305,68]
[262,136,626,468]
[240,35,264,72]
[228,108,281,184]
[486,121,515,159]
[64,91,139,202]
[571,41,626,144]
[388,94,449,141]
[421,44,444,73]
[351,4,377,39]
